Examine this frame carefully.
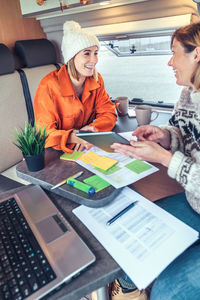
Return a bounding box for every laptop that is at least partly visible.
[0,185,95,300]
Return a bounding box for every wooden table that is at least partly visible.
[15,112,184,299]
[0,175,123,300]
[133,163,184,202]
[16,147,183,204]
[114,112,184,201]
[15,154,184,300]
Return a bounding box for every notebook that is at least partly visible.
[0,185,95,300]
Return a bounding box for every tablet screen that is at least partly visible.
[76,131,129,152]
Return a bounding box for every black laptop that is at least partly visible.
[0,185,95,300]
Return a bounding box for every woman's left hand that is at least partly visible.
[67,132,91,151]
[71,125,98,151]
[80,125,98,133]
[111,140,173,167]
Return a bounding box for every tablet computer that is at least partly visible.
[76,131,129,152]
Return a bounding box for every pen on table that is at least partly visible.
[51,171,83,190]
[106,201,138,226]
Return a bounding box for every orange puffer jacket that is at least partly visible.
[34,65,117,153]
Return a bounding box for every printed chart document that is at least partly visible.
[73,187,199,290]
[77,145,158,189]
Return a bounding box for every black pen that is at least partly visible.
[106,201,138,226]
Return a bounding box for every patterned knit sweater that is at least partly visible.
[161,87,200,214]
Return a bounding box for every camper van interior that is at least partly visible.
[0,0,200,299]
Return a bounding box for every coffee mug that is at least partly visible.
[135,105,159,126]
[115,97,128,116]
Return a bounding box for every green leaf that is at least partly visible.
[12,122,47,156]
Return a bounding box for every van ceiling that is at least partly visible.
[39,0,198,30]
[20,0,149,17]
[36,0,198,62]
[85,14,192,40]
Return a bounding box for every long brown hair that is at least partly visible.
[171,22,200,90]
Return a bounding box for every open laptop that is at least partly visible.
[0,185,95,300]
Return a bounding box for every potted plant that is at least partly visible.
[13,122,47,172]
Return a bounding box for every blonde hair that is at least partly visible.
[67,57,98,82]
[171,22,200,90]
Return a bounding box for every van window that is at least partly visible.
[97,36,182,107]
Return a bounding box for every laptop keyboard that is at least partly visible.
[0,197,57,300]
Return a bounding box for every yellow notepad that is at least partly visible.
[79,152,100,164]
[92,156,118,171]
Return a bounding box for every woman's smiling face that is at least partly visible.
[74,45,98,80]
[168,38,198,88]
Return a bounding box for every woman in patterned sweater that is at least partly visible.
[111,22,200,299]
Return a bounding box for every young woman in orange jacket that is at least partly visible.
[34,21,117,153]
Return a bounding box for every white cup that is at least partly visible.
[135,105,159,126]
[115,97,128,116]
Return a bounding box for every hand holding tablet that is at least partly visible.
[75,131,130,152]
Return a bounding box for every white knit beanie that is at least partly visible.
[61,21,100,64]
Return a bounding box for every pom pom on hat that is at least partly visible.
[61,21,100,64]
[63,20,81,34]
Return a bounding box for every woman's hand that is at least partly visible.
[75,125,98,150]
[111,140,173,167]
[68,134,91,151]
[80,125,98,133]
[133,125,171,149]
[68,132,92,151]
[68,126,98,151]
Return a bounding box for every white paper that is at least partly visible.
[128,108,136,118]
[118,131,137,141]
[73,187,199,290]
[77,144,158,189]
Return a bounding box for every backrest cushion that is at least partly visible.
[0,44,28,172]
[14,39,60,103]
[15,39,57,68]
[22,65,59,102]
[0,72,28,172]
[0,44,15,75]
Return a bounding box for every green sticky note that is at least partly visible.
[84,175,110,192]
[95,164,121,175]
[125,160,152,174]
[60,151,83,161]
